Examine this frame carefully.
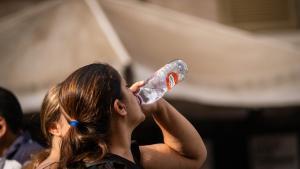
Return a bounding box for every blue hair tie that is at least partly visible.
[69,120,79,127]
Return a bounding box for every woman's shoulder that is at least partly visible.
[86,154,142,169]
[86,141,142,169]
[34,161,59,169]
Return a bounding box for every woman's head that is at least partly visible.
[41,84,70,144]
[32,84,68,168]
[40,85,61,145]
[59,63,122,135]
[58,63,144,167]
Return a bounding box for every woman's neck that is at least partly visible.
[38,136,61,167]
[108,122,134,162]
[49,136,61,160]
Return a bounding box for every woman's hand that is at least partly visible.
[140,98,165,116]
[129,81,144,94]
[129,81,164,115]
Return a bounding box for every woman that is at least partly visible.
[58,63,207,169]
[27,85,69,169]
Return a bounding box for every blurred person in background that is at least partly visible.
[0,158,21,169]
[57,63,207,169]
[0,87,42,167]
[24,85,69,169]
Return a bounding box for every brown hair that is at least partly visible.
[41,85,61,145]
[25,85,61,168]
[58,63,122,168]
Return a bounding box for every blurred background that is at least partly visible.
[0,0,300,168]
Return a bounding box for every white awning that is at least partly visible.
[99,0,300,107]
[0,0,130,112]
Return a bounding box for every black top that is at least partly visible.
[86,141,143,169]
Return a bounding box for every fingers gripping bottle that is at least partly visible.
[136,59,188,104]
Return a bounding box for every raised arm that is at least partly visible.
[139,99,207,169]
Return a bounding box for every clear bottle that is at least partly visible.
[136,59,188,104]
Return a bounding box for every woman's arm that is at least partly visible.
[140,99,207,169]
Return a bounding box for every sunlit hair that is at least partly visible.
[58,63,122,168]
[41,85,61,145]
[27,84,61,168]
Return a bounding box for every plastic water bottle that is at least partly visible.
[136,59,188,104]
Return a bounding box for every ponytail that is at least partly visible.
[60,121,108,168]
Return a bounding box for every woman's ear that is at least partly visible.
[0,116,7,138]
[48,122,62,137]
[113,99,127,116]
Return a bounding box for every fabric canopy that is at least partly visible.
[99,0,300,107]
[0,0,130,112]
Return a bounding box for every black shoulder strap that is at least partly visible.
[86,141,141,169]
[130,141,141,164]
[86,157,126,169]
[85,159,111,169]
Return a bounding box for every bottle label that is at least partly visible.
[166,72,178,90]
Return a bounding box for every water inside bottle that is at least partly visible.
[137,87,166,104]
[136,59,188,105]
